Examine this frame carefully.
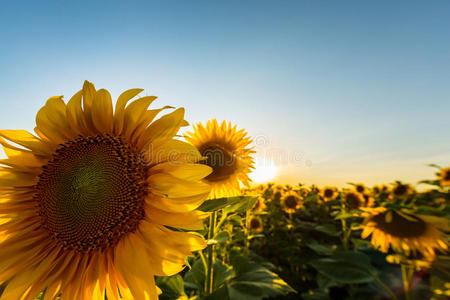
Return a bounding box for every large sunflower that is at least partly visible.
[184,119,254,198]
[0,81,212,299]
[360,207,449,260]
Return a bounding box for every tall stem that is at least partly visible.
[205,211,217,295]
[401,264,413,300]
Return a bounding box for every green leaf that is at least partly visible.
[197,198,230,212]
[227,256,296,299]
[184,258,233,293]
[314,224,341,236]
[197,196,257,213]
[214,231,230,244]
[155,275,186,300]
[334,212,354,220]
[184,259,205,291]
[305,240,335,255]
[222,196,258,214]
[309,251,375,284]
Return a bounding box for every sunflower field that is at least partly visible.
[152,167,450,300]
[0,82,448,300]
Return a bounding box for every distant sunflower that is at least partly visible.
[0,81,212,299]
[391,182,412,198]
[281,191,302,214]
[320,186,338,201]
[354,183,366,194]
[247,215,263,233]
[344,190,366,209]
[184,119,254,198]
[440,167,450,187]
[253,196,267,212]
[360,207,449,259]
[272,186,284,201]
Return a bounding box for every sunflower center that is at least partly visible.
[199,143,237,182]
[345,193,362,209]
[250,218,261,229]
[324,189,334,198]
[372,211,427,238]
[35,135,147,253]
[356,185,365,193]
[393,184,408,196]
[284,195,298,209]
[444,170,450,181]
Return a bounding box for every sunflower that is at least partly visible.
[0,81,212,300]
[184,119,254,198]
[271,185,285,201]
[281,191,302,214]
[440,167,450,187]
[247,215,263,233]
[391,182,412,198]
[354,183,366,194]
[343,190,366,209]
[360,207,449,260]
[253,196,267,212]
[320,186,338,201]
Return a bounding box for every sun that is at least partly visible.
[250,157,278,183]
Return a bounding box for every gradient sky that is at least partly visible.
[0,0,449,187]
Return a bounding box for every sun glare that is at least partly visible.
[250,157,278,183]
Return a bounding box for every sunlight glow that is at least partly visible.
[250,157,278,183]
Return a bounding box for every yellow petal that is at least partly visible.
[146,192,210,213]
[115,234,158,300]
[137,108,185,149]
[0,130,53,156]
[81,80,97,133]
[148,173,211,198]
[122,96,157,139]
[35,96,72,143]
[66,90,87,136]
[145,205,207,230]
[144,139,203,166]
[114,88,144,135]
[149,162,212,182]
[91,89,114,133]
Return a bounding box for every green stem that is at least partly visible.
[371,273,399,300]
[215,211,228,232]
[205,211,217,296]
[340,207,349,251]
[244,210,250,253]
[401,264,413,300]
[199,251,208,278]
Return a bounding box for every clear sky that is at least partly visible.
[0,0,449,187]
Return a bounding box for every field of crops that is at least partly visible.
[155,167,450,300]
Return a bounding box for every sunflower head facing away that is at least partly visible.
[281,191,302,214]
[0,81,212,299]
[247,215,264,233]
[184,119,255,198]
[320,186,338,201]
[440,167,450,187]
[360,207,449,260]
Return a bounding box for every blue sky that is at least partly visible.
[0,0,449,187]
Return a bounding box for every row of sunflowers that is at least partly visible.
[0,81,448,299]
